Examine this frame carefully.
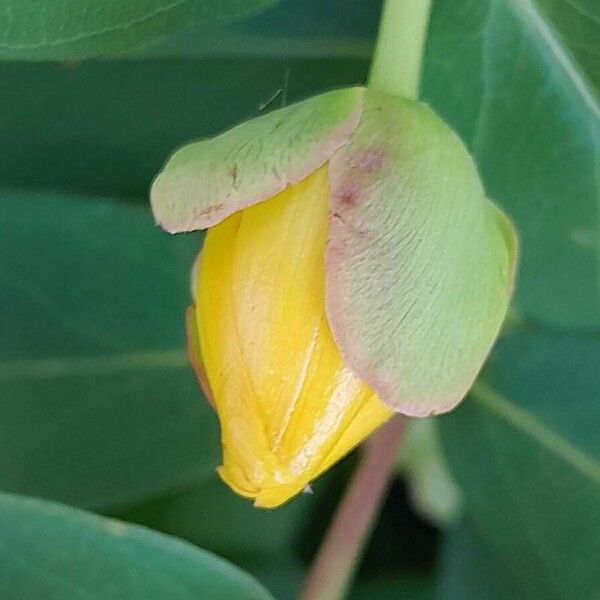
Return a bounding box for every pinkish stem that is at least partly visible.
[300,416,407,600]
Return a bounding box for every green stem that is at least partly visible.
[368,0,432,100]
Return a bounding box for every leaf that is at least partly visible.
[115,474,314,568]
[0,492,273,600]
[0,0,276,60]
[422,0,600,328]
[122,0,380,59]
[0,57,370,199]
[438,331,600,599]
[151,87,364,232]
[437,521,527,600]
[350,576,434,600]
[0,190,219,509]
[326,90,517,416]
[115,459,356,599]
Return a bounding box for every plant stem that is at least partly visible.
[368,0,432,100]
[299,416,406,600]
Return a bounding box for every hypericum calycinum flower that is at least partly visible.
[151,87,517,508]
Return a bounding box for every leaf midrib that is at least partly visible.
[472,380,600,484]
[0,349,188,380]
[509,0,599,117]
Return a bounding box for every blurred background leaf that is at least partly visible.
[0,0,379,198]
[423,2,600,596]
[0,190,219,509]
[126,0,378,59]
[0,492,273,600]
[436,521,525,600]
[422,0,599,329]
[115,474,316,570]
[0,0,277,60]
[439,332,600,599]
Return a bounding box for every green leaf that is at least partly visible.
[437,522,526,600]
[423,0,600,328]
[439,332,600,599]
[125,0,379,59]
[150,86,364,232]
[326,90,517,416]
[0,0,276,60]
[0,57,369,199]
[0,190,219,509]
[0,492,272,600]
[115,474,314,568]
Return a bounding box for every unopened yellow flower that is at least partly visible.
[151,87,517,508]
[194,167,392,507]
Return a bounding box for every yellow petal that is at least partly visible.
[195,166,392,508]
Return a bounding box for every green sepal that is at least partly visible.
[151,87,364,233]
[326,90,518,416]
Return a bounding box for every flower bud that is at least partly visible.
[152,87,517,507]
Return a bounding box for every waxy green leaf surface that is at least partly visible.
[0,190,219,509]
[0,493,273,600]
[0,57,370,198]
[439,332,600,599]
[422,0,599,328]
[0,0,276,60]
